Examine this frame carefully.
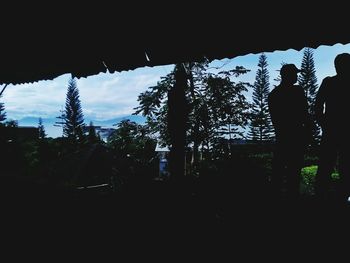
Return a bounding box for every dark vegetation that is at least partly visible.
[1,50,349,242]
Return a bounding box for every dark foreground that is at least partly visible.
[1,175,349,259]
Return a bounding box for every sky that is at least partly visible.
[1,43,350,137]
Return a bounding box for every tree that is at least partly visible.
[298,47,320,145]
[167,64,188,180]
[134,62,251,164]
[248,54,273,142]
[0,96,6,123]
[5,119,18,127]
[202,67,252,146]
[54,107,66,137]
[108,119,136,158]
[63,77,85,141]
[108,119,155,161]
[38,117,46,139]
[299,48,318,108]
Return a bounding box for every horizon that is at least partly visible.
[1,43,350,137]
[17,114,146,138]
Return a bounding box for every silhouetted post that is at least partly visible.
[187,62,200,177]
[167,64,187,183]
[0,84,8,97]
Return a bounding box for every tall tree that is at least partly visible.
[134,62,251,165]
[38,117,46,139]
[167,64,188,180]
[298,48,318,107]
[248,54,273,142]
[0,96,6,123]
[298,47,320,145]
[63,77,85,141]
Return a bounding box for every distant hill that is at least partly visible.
[18,116,56,126]
[17,115,146,138]
[86,115,146,127]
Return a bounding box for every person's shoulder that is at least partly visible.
[321,76,336,85]
[269,85,280,97]
[291,84,304,93]
[268,86,278,102]
[324,76,334,80]
[291,85,307,98]
[296,84,306,90]
[293,84,303,89]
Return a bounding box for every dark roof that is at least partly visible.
[1,5,349,84]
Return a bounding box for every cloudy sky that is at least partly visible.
[1,43,350,137]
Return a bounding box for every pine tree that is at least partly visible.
[0,96,6,123]
[38,117,46,139]
[63,77,85,141]
[299,48,318,107]
[298,47,320,145]
[249,53,273,142]
[54,108,65,137]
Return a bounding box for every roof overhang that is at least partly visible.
[1,5,349,84]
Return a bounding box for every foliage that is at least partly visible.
[38,117,46,139]
[300,165,339,195]
[298,48,318,109]
[298,47,320,146]
[63,77,85,142]
[5,119,18,127]
[134,62,251,155]
[108,119,156,162]
[248,53,274,142]
[0,96,6,123]
[54,108,65,137]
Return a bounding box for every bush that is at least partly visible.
[300,165,339,195]
[300,165,317,195]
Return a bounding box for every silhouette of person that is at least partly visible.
[314,53,350,202]
[268,64,311,200]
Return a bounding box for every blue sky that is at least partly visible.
[1,43,350,137]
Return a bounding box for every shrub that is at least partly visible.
[300,165,339,195]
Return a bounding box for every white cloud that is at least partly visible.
[77,71,165,119]
[1,66,173,121]
[2,75,69,119]
[2,43,349,123]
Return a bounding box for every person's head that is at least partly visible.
[280,64,301,84]
[334,53,350,76]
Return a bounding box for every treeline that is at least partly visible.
[0,47,320,190]
[133,48,320,173]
